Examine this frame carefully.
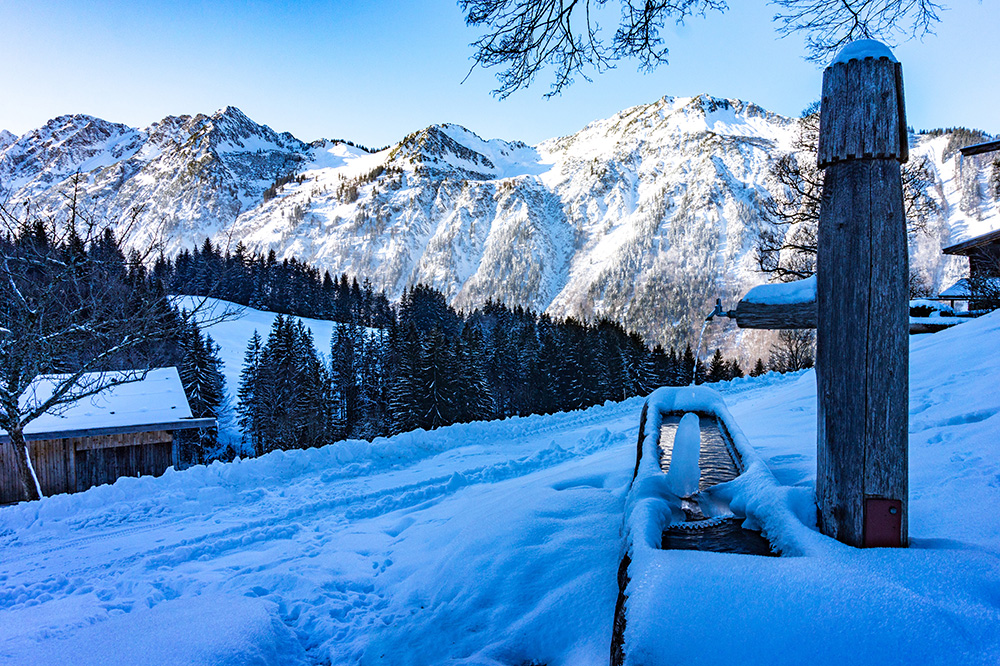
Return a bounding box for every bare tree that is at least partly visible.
[771,0,944,62]
[755,105,938,287]
[755,105,823,282]
[0,184,229,502]
[461,0,947,97]
[768,329,815,372]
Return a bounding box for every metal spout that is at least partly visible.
[706,298,736,321]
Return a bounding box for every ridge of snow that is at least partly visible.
[1,102,993,361]
[742,275,817,305]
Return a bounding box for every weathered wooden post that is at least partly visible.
[815,40,909,548]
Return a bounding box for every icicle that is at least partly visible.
[23,442,44,499]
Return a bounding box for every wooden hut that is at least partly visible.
[943,228,1000,278]
[940,228,1000,310]
[0,368,214,504]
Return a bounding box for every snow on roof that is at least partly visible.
[939,277,1000,299]
[741,275,816,305]
[939,279,973,298]
[832,39,897,65]
[5,368,196,439]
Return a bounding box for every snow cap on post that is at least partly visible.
[817,39,908,168]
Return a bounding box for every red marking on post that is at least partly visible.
[864,498,903,547]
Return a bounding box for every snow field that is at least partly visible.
[621,311,1000,665]
[1,308,999,664]
[0,397,642,665]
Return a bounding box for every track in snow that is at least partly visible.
[0,398,642,665]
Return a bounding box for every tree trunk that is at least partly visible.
[8,426,43,501]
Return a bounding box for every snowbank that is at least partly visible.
[620,312,1000,665]
[2,310,1000,665]
[0,397,642,665]
[741,275,816,305]
[0,595,304,666]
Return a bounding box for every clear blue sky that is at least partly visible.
[1,1,996,147]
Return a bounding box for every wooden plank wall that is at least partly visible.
[1,431,173,504]
[75,441,173,493]
[0,443,26,505]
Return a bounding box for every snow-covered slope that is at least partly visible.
[2,101,996,355]
[2,309,999,664]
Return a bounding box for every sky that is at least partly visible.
[1,1,997,148]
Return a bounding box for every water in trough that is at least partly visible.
[658,414,777,556]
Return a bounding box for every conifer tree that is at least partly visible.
[456,324,495,422]
[237,331,264,456]
[177,319,226,465]
[413,327,461,429]
[330,321,359,438]
[648,344,671,388]
[389,323,422,435]
[356,328,390,438]
[244,315,331,452]
[706,349,728,383]
[533,314,562,414]
[681,345,697,386]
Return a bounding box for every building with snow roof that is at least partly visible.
[940,228,1000,310]
[0,368,214,504]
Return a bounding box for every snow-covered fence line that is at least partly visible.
[612,386,809,665]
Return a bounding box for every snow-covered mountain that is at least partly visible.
[0,129,16,152]
[2,99,996,355]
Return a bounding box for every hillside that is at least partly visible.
[1,310,998,664]
[2,101,997,356]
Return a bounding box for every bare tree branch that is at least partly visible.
[462,0,727,98]
[0,187,237,502]
[772,0,944,62]
[461,0,949,96]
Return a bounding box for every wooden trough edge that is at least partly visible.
[612,387,793,666]
[613,395,746,666]
[0,418,217,445]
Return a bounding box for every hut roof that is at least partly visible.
[938,277,1000,300]
[1,368,213,443]
[942,228,1000,256]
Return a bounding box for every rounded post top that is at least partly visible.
[831,39,898,66]
[818,42,908,168]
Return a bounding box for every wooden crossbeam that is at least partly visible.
[960,140,1000,157]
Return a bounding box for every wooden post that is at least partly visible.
[815,40,909,548]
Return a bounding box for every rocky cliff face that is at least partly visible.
[2,98,995,357]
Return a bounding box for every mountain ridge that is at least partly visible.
[2,97,996,356]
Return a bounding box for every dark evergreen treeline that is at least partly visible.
[232,282,748,455]
[153,239,394,327]
[158,238,751,455]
